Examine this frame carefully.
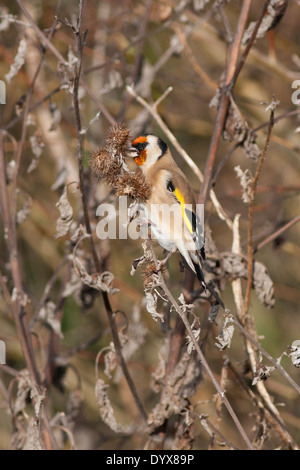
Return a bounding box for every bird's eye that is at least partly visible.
[167,180,175,192]
[136,142,147,151]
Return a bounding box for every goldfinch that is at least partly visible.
[129,134,206,288]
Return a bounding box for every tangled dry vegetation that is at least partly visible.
[0,0,300,450]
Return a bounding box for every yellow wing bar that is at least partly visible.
[173,187,194,235]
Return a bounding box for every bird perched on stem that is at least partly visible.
[128,134,206,288]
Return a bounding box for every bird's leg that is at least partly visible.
[157,247,176,272]
[128,202,151,234]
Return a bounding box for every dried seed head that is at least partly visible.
[114,173,135,198]
[90,123,151,203]
[130,169,152,202]
[89,147,111,176]
[103,161,123,185]
[143,262,158,289]
[142,261,166,289]
[90,147,123,182]
[106,123,131,154]
[114,169,151,203]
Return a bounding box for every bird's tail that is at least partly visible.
[190,250,206,289]
[192,250,224,308]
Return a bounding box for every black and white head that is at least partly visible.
[129,134,168,169]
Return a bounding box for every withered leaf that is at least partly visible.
[22,418,43,450]
[253,261,275,309]
[103,346,118,379]
[289,343,300,368]
[49,102,62,131]
[62,269,83,299]
[0,7,10,32]
[252,363,275,385]
[208,304,219,324]
[95,378,134,434]
[222,252,247,279]
[131,240,152,276]
[147,351,202,432]
[222,253,275,309]
[243,131,261,161]
[5,38,27,83]
[144,290,164,322]
[121,321,148,362]
[173,410,195,451]
[223,97,248,143]
[234,165,254,203]
[28,133,44,173]
[38,300,64,339]
[73,255,119,295]
[16,195,32,225]
[14,370,31,415]
[193,0,211,11]
[186,326,201,355]
[55,186,73,239]
[215,314,235,350]
[65,388,83,426]
[242,0,288,45]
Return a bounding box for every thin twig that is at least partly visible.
[211,141,241,185]
[80,79,116,126]
[71,2,147,424]
[227,360,299,450]
[199,1,274,205]
[174,24,218,91]
[232,0,272,85]
[253,214,300,253]
[198,0,253,204]
[118,0,153,120]
[72,16,99,270]
[232,317,300,397]
[0,131,56,450]
[160,270,194,399]
[190,410,238,450]
[242,109,275,321]
[230,215,299,449]
[251,108,300,134]
[149,243,254,450]
[217,2,234,43]
[0,269,13,309]
[4,84,64,131]
[83,0,198,77]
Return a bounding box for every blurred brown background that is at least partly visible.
[0,0,300,450]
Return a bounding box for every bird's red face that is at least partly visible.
[131,136,148,166]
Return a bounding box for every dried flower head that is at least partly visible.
[90,123,151,203]
[143,261,158,289]
[106,123,131,154]
[130,169,152,202]
[89,147,114,177]
[114,169,151,203]
[142,261,166,289]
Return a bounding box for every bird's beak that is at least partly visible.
[127,146,139,158]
